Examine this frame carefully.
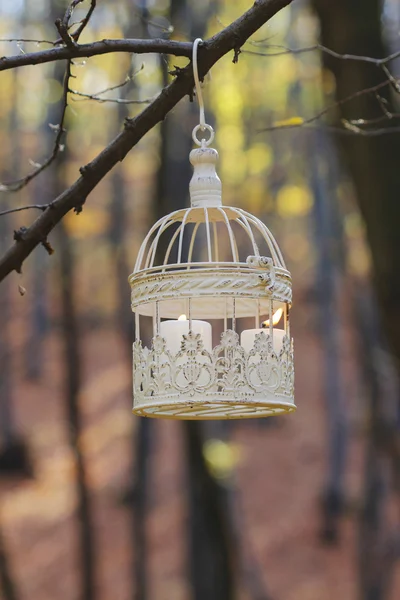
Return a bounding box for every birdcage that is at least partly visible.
[129,142,295,419]
[128,38,294,420]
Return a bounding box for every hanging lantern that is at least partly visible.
[129,39,295,419]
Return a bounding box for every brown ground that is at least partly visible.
[1,311,399,600]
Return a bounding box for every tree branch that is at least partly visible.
[0,38,56,45]
[69,66,152,104]
[0,39,193,72]
[0,205,49,217]
[53,0,97,45]
[245,42,400,66]
[0,0,293,282]
[67,0,96,42]
[70,92,153,104]
[260,79,398,134]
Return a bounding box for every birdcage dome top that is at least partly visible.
[132,204,288,273]
[129,205,292,319]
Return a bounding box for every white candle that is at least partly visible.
[159,314,212,355]
[158,315,213,388]
[241,327,285,354]
[241,307,286,355]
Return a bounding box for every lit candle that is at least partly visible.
[240,308,285,354]
[159,314,212,355]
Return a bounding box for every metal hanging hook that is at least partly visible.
[192,38,214,147]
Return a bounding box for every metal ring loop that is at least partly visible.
[192,124,215,147]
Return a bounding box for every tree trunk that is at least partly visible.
[58,221,96,600]
[311,0,400,366]
[311,2,400,594]
[0,526,19,600]
[310,130,348,543]
[0,70,30,477]
[352,284,396,600]
[184,422,237,600]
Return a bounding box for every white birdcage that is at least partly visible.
[128,40,295,420]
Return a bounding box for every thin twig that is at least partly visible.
[337,124,400,136]
[381,64,400,93]
[68,66,151,104]
[261,123,400,136]
[63,0,84,27]
[244,42,400,66]
[71,74,134,96]
[0,205,49,217]
[259,79,394,133]
[134,7,174,34]
[0,38,56,45]
[69,0,97,42]
[55,1,81,49]
[70,93,153,104]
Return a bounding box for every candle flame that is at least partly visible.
[178,314,187,321]
[262,308,283,328]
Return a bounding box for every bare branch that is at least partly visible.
[55,19,78,49]
[63,0,86,28]
[381,64,400,93]
[374,93,394,121]
[133,7,174,34]
[0,0,293,282]
[287,124,400,136]
[0,205,49,217]
[260,79,396,134]
[70,92,152,105]
[72,73,134,96]
[0,38,56,45]
[69,66,152,104]
[55,0,97,44]
[0,39,193,72]
[244,42,400,66]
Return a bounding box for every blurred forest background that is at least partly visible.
[1,0,400,599]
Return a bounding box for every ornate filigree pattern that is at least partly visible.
[133,329,294,414]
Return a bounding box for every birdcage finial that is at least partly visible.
[189,146,222,207]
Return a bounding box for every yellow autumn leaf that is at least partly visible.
[272,116,304,127]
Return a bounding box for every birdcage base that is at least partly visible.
[132,398,296,420]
